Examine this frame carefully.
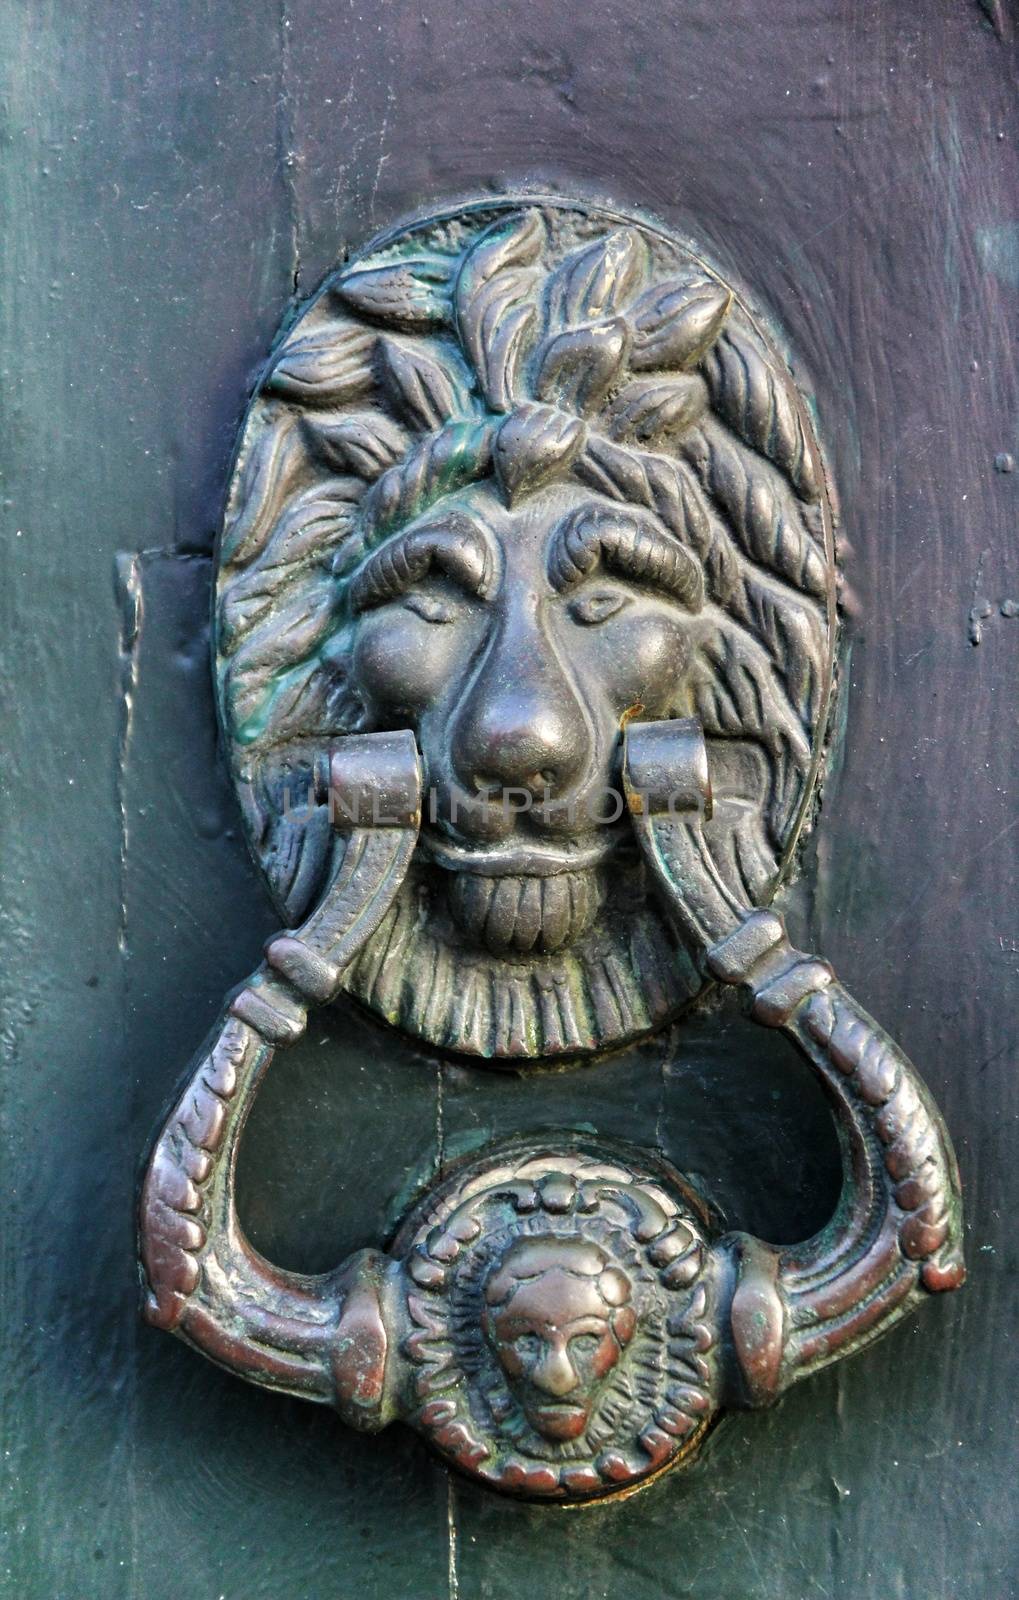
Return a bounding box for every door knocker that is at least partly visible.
[139,198,964,1503]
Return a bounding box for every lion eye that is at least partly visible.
[404,592,459,624]
[568,589,631,626]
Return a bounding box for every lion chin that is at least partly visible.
[447,867,606,956]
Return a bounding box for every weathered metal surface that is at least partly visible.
[3,0,1018,1594]
[216,199,838,1059]
[138,720,961,1503]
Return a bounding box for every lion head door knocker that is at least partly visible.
[139,198,964,1503]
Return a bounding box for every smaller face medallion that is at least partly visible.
[482,1236,637,1443]
[393,1140,720,1500]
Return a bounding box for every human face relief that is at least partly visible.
[348,480,700,955]
[487,1268,633,1443]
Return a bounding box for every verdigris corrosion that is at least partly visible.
[214,199,838,1059]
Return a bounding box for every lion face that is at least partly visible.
[217,199,836,1056]
[349,480,697,955]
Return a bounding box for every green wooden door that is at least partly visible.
[3,3,1017,1595]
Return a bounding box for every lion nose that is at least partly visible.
[450,611,589,801]
[532,1341,580,1398]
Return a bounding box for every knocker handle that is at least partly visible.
[138,731,422,1418]
[138,718,964,1503]
[624,719,964,1401]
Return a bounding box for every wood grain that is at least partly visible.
[1,0,1016,1594]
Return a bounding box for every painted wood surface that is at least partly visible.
[1,2,1017,1594]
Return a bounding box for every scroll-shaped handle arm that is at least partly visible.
[624,719,965,1407]
[138,731,422,1423]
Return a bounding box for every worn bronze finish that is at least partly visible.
[138,716,963,1503]
[215,197,838,1060]
[139,199,964,1503]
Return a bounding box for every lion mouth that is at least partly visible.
[420,831,617,878]
[446,866,606,955]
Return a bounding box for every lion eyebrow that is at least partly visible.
[546,506,704,611]
[348,511,497,613]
